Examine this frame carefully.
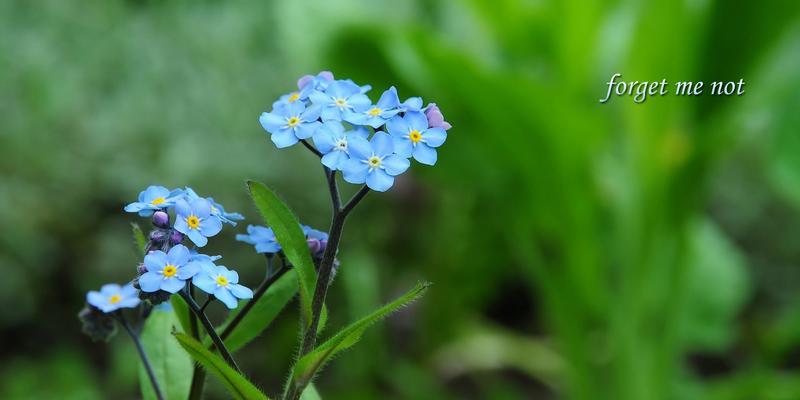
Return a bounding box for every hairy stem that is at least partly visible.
[180,290,242,373]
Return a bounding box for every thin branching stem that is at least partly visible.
[116,312,164,400]
[180,290,241,373]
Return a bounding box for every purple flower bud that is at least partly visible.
[152,211,169,228]
[307,238,322,255]
[149,230,166,242]
[298,71,334,89]
[169,230,184,245]
[425,103,452,130]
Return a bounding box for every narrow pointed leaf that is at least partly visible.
[138,307,193,400]
[246,180,316,328]
[218,269,299,352]
[173,333,269,400]
[300,384,322,400]
[131,222,147,255]
[292,282,430,389]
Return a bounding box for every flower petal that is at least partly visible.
[187,230,208,247]
[366,169,394,192]
[413,144,438,165]
[178,261,201,280]
[200,216,223,237]
[382,155,411,176]
[423,127,447,147]
[144,251,168,272]
[406,111,429,131]
[168,244,190,266]
[214,287,238,309]
[161,277,185,294]
[192,273,216,294]
[342,159,369,184]
[138,272,162,293]
[346,136,372,160]
[371,132,394,157]
[229,284,254,300]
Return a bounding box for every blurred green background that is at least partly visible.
[2,0,800,399]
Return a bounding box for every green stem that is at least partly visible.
[180,290,242,373]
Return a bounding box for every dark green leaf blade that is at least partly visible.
[246,180,316,328]
[170,294,192,336]
[138,307,193,400]
[173,333,269,400]
[220,269,299,352]
[292,282,430,390]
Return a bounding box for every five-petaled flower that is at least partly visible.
[124,185,183,217]
[183,187,244,226]
[387,111,448,165]
[138,244,200,294]
[87,283,141,313]
[260,101,323,148]
[192,261,253,309]
[342,132,410,192]
[174,198,223,247]
[236,225,281,254]
[310,80,371,122]
[347,87,402,128]
[312,121,370,170]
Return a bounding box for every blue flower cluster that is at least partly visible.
[82,185,255,322]
[124,186,243,247]
[259,72,452,192]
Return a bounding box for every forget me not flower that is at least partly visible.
[182,187,244,226]
[312,121,370,170]
[192,262,253,309]
[138,245,200,294]
[309,80,371,121]
[174,198,223,247]
[400,96,423,112]
[342,132,411,192]
[387,111,447,165]
[297,71,335,91]
[260,101,322,148]
[124,185,183,217]
[87,283,141,313]
[424,103,452,130]
[347,87,401,128]
[236,225,281,254]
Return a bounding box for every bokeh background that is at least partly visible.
[2,0,800,399]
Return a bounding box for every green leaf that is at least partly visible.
[291,281,430,389]
[218,269,299,352]
[246,180,317,328]
[300,383,321,400]
[131,222,147,255]
[173,333,269,400]
[170,294,192,336]
[138,308,193,400]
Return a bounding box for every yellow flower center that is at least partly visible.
[367,107,382,116]
[108,294,122,304]
[334,98,347,107]
[215,275,229,287]
[368,156,382,168]
[409,130,422,143]
[162,264,178,278]
[187,215,200,230]
[288,92,300,103]
[287,116,301,127]
[151,197,166,206]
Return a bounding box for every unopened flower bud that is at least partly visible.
[136,263,147,274]
[307,238,322,256]
[425,103,452,130]
[149,230,166,242]
[152,211,169,228]
[78,305,117,342]
[169,230,184,245]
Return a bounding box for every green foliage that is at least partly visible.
[291,282,430,390]
[247,180,317,329]
[138,308,193,400]
[173,333,269,400]
[131,223,147,255]
[170,295,193,338]
[219,269,299,352]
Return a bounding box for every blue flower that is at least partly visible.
[302,225,328,242]
[312,121,370,170]
[303,225,329,257]
[87,283,140,313]
[309,80,371,121]
[138,245,200,294]
[192,262,254,309]
[182,188,244,226]
[387,111,447,165]
[297,71,335,91]
[347,87,402,128]
[342,132,411,192]
[236,225,281,254]
[124,186,184,217]
[259,101,322,148]
[174,198,223,247]
[400,96,423,112]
